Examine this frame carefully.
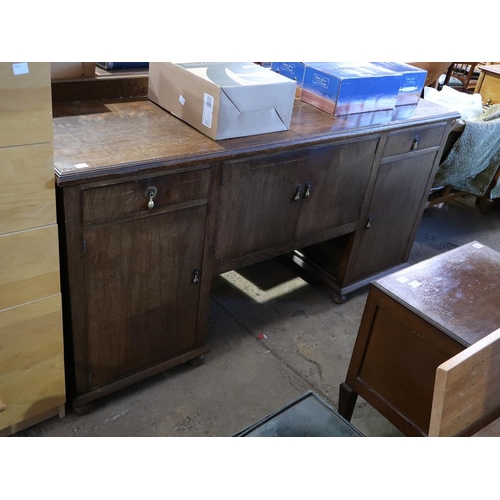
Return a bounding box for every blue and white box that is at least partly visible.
[270,62,305,97]
[300,62,403,116]
[372,62,427,105]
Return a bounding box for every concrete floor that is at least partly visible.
[14,195,500,437]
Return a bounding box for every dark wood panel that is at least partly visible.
[344,150,438,284]
[83,204,207,389]
[383,124,446,158]
[358,298,462,435]
[344,287,464,436]
[81,168,210,223]
[295,138,379,240]
[214,151,305,264]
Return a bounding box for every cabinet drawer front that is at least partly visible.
[479,75,500,105]
[0,143,56,235]
[0,225,60,310]
[81,169,210,223]
[383,124,446,158]
[0,62,53,148]
[0,295,65,431]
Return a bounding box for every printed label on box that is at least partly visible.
[12,62,29,75]
[202,93,214,128]
[312,73,330,89]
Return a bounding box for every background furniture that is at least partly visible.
[406,62,452,88]
[338,241,500,436]
[52,82,458,412]
[235,328,500,437]
[475,63,500,106]
[442,62,480,93]
[0,62,65,436]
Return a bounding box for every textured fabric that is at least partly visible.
[433,104,500,198]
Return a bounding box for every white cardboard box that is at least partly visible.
[148,62,296,140]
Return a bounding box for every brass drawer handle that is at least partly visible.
[146,186,158,209]
[411,137,419,151]
[365,216,373,229]
[0,402,6,413]
[304,182,312,199]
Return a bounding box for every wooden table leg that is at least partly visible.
[338,382,358,421]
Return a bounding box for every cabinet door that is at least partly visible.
[344,150,438,284]
[215,151,306,264]
[83,204,206,389]
[295,138,378,240]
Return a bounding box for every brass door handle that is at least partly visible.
[192,268,201,284]
[294,184,304,202]
[0,402,6,413]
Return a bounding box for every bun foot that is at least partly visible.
[188,355,205,367]
[331,292,347,304]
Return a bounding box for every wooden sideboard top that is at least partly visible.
[53,97,459,186]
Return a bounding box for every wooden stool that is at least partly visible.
[338,241,500,436]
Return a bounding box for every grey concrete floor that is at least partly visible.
[14,195,500,437]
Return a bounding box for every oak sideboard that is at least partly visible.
[53,94,459,412]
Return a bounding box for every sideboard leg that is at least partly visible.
[188,354,205,368]
[331,292,348,304]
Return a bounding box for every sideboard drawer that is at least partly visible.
[81,168,211,224]
[383,124,446,158]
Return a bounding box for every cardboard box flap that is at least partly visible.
[223,82,295,112]
[217,107,289,140]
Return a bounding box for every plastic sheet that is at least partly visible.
[424,85,483,120]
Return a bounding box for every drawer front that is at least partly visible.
[0,62,53,148]
[0,143,56,235]
[383,124,446,158]
[0,295,65,431]
[0,225,60,310]
[81,168,211,224]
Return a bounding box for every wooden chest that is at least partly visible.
[338,241,500,436]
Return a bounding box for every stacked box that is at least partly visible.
[148,62,296,140]
[372,62,427,105]
[270,62,305,97]
[300,62,402,116]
